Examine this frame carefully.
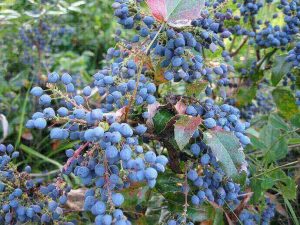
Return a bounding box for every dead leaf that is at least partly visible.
[65,188,87,211]
[266,193,288,217]
[22,131,33,141]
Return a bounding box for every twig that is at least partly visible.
[63,142,89,170]
[145,23,164,55]
[229,37,248,57]
[182,165,189,220]
[251,161,299,179]
[124,59,144,121]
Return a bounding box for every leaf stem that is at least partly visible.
[145,23,164,55]
[251,160,298,179]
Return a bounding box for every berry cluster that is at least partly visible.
[279,0,300,35]
[239,199,275,225]
[93,63,157,112]
[19,20,74,65]
[113,0,234,89]
[27,69,169,224]
[188,151,242,207]
[0,144,70,224]
[286,42,300,67]
[238,0,263,22]
[256,24,290,48]
[185,99,250,145]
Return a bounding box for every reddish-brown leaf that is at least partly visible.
[174,99,187,114]
[174,115,202,150]
[146,0,167,22]
[146,102,161,127]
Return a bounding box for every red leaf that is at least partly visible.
[146,102,161,127]
[174,115,202,150]
[146,0,167,22]
[146,0,205,27]
[115,106,127,122]
[174,100,187,114]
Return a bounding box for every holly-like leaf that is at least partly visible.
[153,64,168,85]
[119,183,148,210]
[260,124,288,162]
[146,0,205,27]
[236,85,257,107]
[186,80,208,98]
[272,88,299,119]
[156,172,208,222]
[268,114,289,131]
[174,115,202,150]
[203,131,246,178]
[290,113,300,128]
[271,55,293,86]
[269,169,297,200]
[153,108,174,133]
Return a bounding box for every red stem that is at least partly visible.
[63,142,89,170]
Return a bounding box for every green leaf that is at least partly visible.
[251,69,264,83]
[260,124,280,148]
[290,113,300,128]
[203,131,246,178]
[185,80,208,98]
[260,124,288,162]
[261,177,274,189]
[212,208,224,225]
[271,55,293,86]
[156,172,182,192]
[120,183,148,211]
[268,114,289,131]
[278,178,297,200]
[163,192,208,222]
[174,115,202,150]
[296,73,300,89]
[236,85,257,107]
[156,172,208,222]
[153,109,174,134]
[269,169,297,200]
[234,171,247,186]
[250,136,267,150]
[272,88,299,119]
[250,179,263,203]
